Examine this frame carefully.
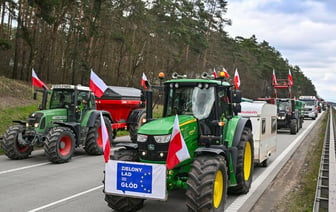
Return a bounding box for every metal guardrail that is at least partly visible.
[313,108,336,211]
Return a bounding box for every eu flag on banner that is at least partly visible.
[117,162,153,194]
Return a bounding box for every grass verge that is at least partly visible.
[283,112,327,211]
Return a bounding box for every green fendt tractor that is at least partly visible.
[0,84,113,163]
[104,72,254,211]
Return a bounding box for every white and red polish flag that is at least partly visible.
[141,72,150,89]
[222,67,230,78]
[233,68,240,90]
[288,70,294,86]
[90,70,108,98]
[166,115,190,170]
[213,68,217,78]
[272,69,278,85]
[32,69,48,90]
[100,112,110,163]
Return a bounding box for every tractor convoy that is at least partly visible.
[0,69,322,211]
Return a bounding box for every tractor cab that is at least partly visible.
[276,98,299,134]
[163,76,241,138]
[49,84,95,122]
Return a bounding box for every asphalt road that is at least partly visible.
[0,115,322,212]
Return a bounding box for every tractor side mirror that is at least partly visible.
[232,103,241,114]
[231,90,242,103]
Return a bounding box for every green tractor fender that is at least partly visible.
[194,146,227,157]
[81,110,113,128]
[232,117,252,147]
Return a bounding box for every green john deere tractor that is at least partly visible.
[104,72,254,211]
[0,84,113,163]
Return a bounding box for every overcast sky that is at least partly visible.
[225,0,336,102]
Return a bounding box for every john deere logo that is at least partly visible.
[148,144,155,151]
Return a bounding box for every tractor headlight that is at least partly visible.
[34,123,39,128]
[154,135,171,143]
[137,134,148,142]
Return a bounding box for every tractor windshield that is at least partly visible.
[301,100,315,106]
[165,86,215,120]
[49,90,74,109]
[192,87,215,119]
[277,101,290,111]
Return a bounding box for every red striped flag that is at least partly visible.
[213,68,217,78]
[234,68,240,90]
[32,69,48,90]
[141,72,150,89]
[222,67,230,78]
[90,70,108,98]
[288,70,293,86]
[272,69,278,85]
[166,115,190,170]
[100,112,110,163]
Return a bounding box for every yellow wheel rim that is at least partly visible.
[244,141,252,181]
[213,170,224,208]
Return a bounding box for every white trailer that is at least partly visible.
[239,101,277,166]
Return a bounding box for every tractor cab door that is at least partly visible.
[75,91,94,121]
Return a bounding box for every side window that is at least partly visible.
[262,118,266,134]
[271,116,277,134]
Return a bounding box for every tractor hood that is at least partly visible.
[138,115,197,135]
[35,108,68,121]
[27,109,68,133]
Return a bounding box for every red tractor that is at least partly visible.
[95,86,146,142]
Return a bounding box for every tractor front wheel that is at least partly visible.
[1,125,33,159]
[44,127,75,163]
[228,127,254,194]
[104,149,144,211]
[186,155,228,211]
[85,116,113,155]
[290,119,297,134]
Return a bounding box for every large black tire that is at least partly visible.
[228,127,254,194]
[289,119,297,134]
[44,127,75,163]
[104,149,145,212]
[186,155,228,212]
[1,125,33,159]
[129,112,146,143]
[85,116,113,155]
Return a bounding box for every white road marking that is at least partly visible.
[28,185,104,212]
[0,162,50,175]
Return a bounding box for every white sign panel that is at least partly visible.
[105,160,167,200]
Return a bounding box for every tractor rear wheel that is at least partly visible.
[129,112,146,143]
[228,127,254,194]
[44,127,75,163]
[186,155,228,211]
[104,149,145,211]
[1,125,33,159]
[85,116,113,155]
